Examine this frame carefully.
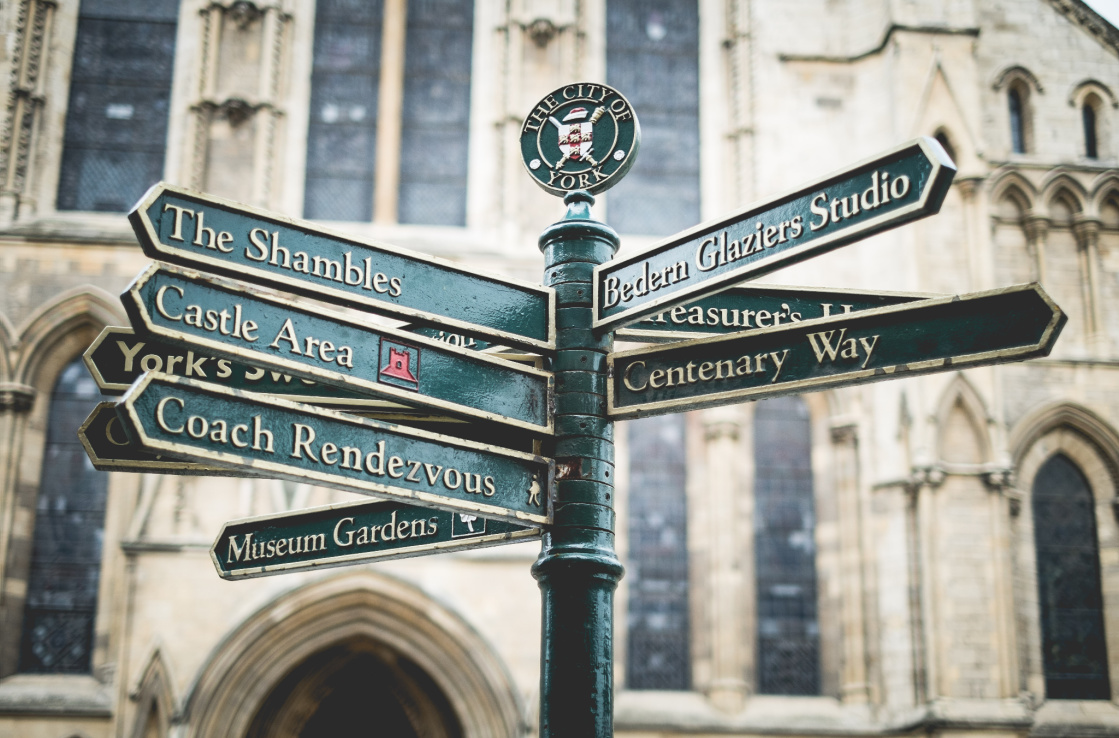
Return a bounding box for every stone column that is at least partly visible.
[907,465,945,703]
[0,383,35,677]
[984,468,1020,697]
[1023,214,1050,286]
[832,422,872,703]
[702,406,748,712]
[1073,215,1104,348]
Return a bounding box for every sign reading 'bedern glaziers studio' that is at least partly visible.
[592,138,955,333]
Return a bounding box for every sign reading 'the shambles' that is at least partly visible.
[593,137,956,333]
[118,373,553,526]
[129,182,555,351]
[212,498,540,579]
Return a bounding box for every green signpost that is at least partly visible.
[130,183,556,352]
[117,373,554,527]
[212,497,540,580]
[121,264,554,434]
[79,78,1072,738]
[593,137,956,333]
[616,284,935,342]
[609,283,1065,418]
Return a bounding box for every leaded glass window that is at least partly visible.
[627,414,690,690]
[304,0,383,221]
[1084,103,1099,160]
[1009,87,1026,155]
[19,357,109,674]
[754,396,820,695]
[398,0,473,225]
[56,0,180,212]
[606,0,700,236]
[1032,453,1110,699]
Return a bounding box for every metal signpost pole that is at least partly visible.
[533,190,622,738]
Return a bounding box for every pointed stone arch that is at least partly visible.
[181,571,524,738]
[128,646,176,738]
[1091,172,1119,227]
[1008,402,1119,701]
[12,285,123,388]
[1039,171,1089,221]
[989,170,1036,217]
[993,65,1044,94]
[934,374,993,467]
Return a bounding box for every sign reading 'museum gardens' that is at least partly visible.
[79,80,1067,738]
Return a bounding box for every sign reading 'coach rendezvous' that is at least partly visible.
[129,183,555,352]
[118,374,553,526]
[609,284,1065,419]
[121,264,553,434]
[593,137,956,333]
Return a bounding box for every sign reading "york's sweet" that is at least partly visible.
[593,138,955,333]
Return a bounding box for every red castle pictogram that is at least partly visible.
[380,347,418,383]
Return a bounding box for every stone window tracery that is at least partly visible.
[18,356,108,674]
[304,0,474,226]
[754,395,820,695]
[56,0,181,212]
[605,0,700,236]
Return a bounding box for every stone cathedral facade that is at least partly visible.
[0,0,1118,736]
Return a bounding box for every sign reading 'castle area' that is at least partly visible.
[593,137,956,333]
[117,374,554,526]
[121,264,553,434]
[608,284,1066,419]
[129,183,556,352]
[212,497,540,579]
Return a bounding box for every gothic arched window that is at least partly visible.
[1032,453,1110,699]
[626,414,690,690]
[56,0,180,212]
[19,357,109,673]
[304,0,474,225]
[1009,86,1027,154]
[754,396,819,695]
[1083,102,1099,159]
[606,0,700,236]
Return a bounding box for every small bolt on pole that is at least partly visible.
[519,82,640,738]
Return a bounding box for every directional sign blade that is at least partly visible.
[129,183,555,352]
[84,326,394,408]
[121,264,553,434]
[608,284,1065,419]
[79,401,233,474]
[212,498,541,580]
[616,285,938,343]
[119,373,553,526]
[593,137,956,332]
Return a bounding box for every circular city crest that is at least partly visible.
[520,83,640,197]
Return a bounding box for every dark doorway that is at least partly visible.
[247,638,462,737]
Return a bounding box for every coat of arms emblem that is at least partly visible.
[519,83,640,197]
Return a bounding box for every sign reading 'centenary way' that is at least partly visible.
[117,374,554,526]
[615,285,936,343]
[121,264,554,434]
[520,82,640,197]
[593,137,956,333]
[608,284,1065,419]
[212,497,540,580]
[129,183,556,352]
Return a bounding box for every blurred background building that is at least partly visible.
[0,0,1118,735]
